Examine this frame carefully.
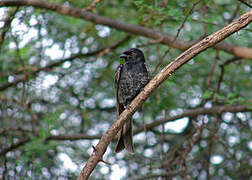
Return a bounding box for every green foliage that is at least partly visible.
[202,90,214,99]
[1,0,251,179]
[22,107,64,159]
[133,0,185,26]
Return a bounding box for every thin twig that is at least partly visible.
[153,0,201,73]
[83,0,101,11]
[0,7,19,50]
[229,2,241,23]
[0,0,251,59]
[0,127,32,135]
[0,137,30,156]
[136,170,185,180]
[0,96,39,129]
[238,0,252,8]
[217,57,241,93]
[77,10,252,179]
[1,104,251,157]
[205,52,219,89]
[0,35,131,91]
[206,114,219,180]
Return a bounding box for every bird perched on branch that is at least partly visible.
[115,48,149,153]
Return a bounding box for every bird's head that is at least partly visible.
[119,48,145,63]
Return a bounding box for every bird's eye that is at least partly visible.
[131,51,135,56]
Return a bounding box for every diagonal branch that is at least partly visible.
[0,0,252,59]
[0,137,30,156]
[76,9,252,180]
[83,0,101,11]
[0,7,19,49]
[217,57,242,93]
[238,0,252,8]
[0,35,130,91]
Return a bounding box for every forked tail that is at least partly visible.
[115,118,134,153]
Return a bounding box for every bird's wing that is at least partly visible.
[115,64,124,115]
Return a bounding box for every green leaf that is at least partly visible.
[168,8,183,21]
[227,92,236,99]
[202,91,213,99]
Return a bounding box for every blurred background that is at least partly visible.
[0,0,252,179]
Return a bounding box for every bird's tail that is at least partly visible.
[115,118,134,153]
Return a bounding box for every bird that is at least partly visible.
[115,48,149,153]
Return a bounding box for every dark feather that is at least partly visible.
[115,64,124,115]
[115,48,149,153]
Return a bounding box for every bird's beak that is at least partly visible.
[119,53,127,58]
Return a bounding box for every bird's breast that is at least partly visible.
[118,63,149,106]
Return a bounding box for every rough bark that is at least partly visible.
[76,9,252,180]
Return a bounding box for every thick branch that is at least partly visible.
[44,104,252,141]
[134,105,251,134]
[0,0,252,59]
[1,104,251,156]
[76,10,252,180]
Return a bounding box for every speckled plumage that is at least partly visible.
[115,48,149,153]
[118,61,149,107]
